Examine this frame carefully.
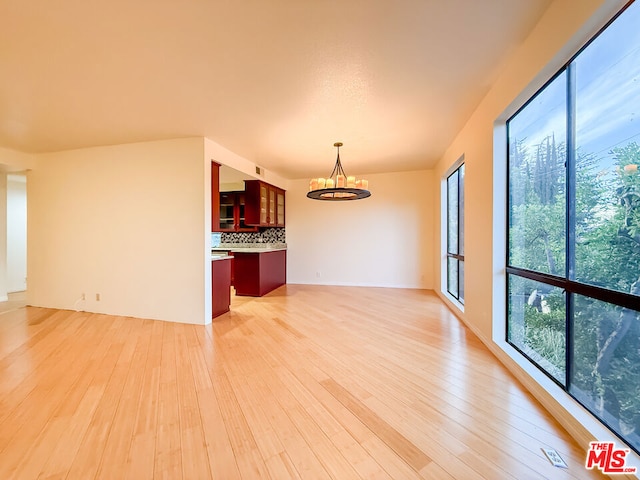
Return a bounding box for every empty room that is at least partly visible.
[1,0,639,478]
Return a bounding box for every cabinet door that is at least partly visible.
[211,162,221,231]
[268,186,276,226]
[245,180,280,227]
[244,180,260,225]
[276,189,285,226]
[260,183,269,225]
[236,193,257,232]
[219,193,236,231]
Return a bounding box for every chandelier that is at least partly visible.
[307,142,371,201]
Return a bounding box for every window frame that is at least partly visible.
[446,162,465,304]
[505,0,640,455]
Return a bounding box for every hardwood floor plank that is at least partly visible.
[0,311,99,478]
[94,317,153,478]
[320,377,432,472]
[38,332,127,478]
[174,324,213,480]
[213,328,331,480]
[328,430,395,480]
[153,322,183,480]
[0,285,624,479]
[65,316,138,479]
[187,335,242,479]
[126,319,164,480]
[206,340,272,480]
[264,451,303,480]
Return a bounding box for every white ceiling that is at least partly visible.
[0,0,551,179]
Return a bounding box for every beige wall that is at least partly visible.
[0,148,33,300]
[0,147,35,172]
[434,0,633,457]
[27,138,210,324]
[7,174,27,293]
[287,170,434,288]
[0,174,6,301]
[204,138,288,190]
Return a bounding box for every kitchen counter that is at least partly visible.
[211,254,233,261]
[212,243,287,254]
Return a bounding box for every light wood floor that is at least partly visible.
[0,291,27,315]
[0,285,610,479]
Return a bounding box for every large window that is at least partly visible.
[507,1,640,454]
[447,164,464,303]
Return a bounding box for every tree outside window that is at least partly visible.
[507,0,640,454]
[447,164,464,304]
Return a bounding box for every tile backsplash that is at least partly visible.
[221,228,286,244]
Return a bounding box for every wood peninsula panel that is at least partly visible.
[233,250,286,297]
[211,258,232,318]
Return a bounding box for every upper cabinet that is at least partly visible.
[217,192,258,232]
[211,162,221,231]
[276,189,285,226]
[245,180,285,227]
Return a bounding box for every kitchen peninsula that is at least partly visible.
[213,243,287,297]
[211,254,232,318]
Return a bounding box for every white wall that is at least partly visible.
[0,174,6,301]
[0,147,36,172]
[28,138,209,324]
[0,148,34,301]
[287,170,434,288]
[7,174,27,293]
[204,138,288,190]
[433,0,633,460]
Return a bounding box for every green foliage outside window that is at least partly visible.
[508,137,640,452]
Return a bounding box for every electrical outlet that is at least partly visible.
[316,271,321,278]
[96,293,100,301]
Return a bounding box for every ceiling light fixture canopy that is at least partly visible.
[307,142,371,201]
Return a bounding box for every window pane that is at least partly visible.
[459,164,465,256]
[570,295,640,453]
[447,171,459,255]
[508,73,567,276]
[574,1,640,296]
[447,257,458,299]
[507,275,566,383]
[506,1,640,455]
[458,260,464,304]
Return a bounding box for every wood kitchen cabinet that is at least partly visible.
[233,250,286,296]
[211,162,220,231]
[211,257,232,318]
[276,189,285,226]
[217,192,258,232]
[245,180,285,227]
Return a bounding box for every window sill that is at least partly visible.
[440,290,465,315]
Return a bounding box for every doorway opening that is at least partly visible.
[2,172,27,312]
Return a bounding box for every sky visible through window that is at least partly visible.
[507,1,640,455]
[511,2,640,169]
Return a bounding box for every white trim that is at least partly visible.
[443,154,465,179]
[492,122,507,346]
[441,155,465,313]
